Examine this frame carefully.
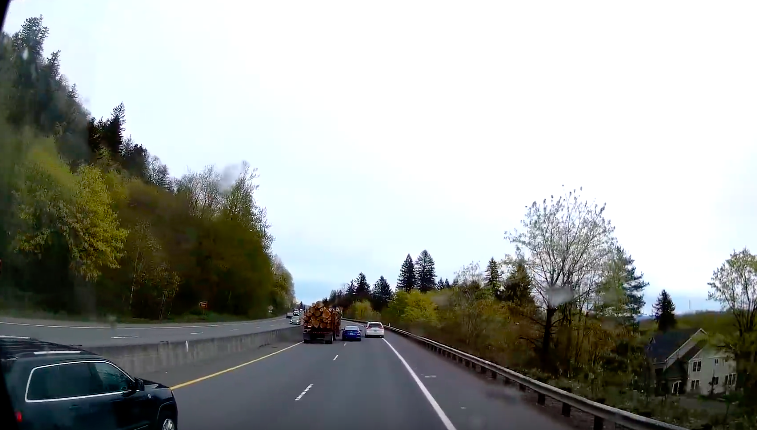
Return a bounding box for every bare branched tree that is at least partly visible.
[504,186,616,372]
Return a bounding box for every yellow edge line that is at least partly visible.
[170,342,303,390]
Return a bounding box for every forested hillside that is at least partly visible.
[0,16,295,321]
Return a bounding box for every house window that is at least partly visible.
[714,358,719,366]
[692,360,702,372]
[671,381,682,395]
[712,376,719,386]
[725,373,737,386]
[690,380,700,391]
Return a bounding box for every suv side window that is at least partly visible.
[27,363,96,401]
[91,362,132,394]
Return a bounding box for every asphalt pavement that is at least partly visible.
[0,315,297,346]
[151,324,572,430]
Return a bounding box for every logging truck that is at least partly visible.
[302,302,342,344]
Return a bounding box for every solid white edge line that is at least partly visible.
[382,338,457,430]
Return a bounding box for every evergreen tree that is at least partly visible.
[617,247,648,317]
[355,272,371,301]
[484,257,502,290]
[444,278,451,289]
[397,254,416,292]
[436,278,445,290]
[653,290,677,332]
[415,250,436,293]
[372,276,393,311]
[331,289,346,309]
[345,281,357,306]
[498,261,533,305]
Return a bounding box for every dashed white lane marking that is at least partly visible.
[230,328,239,331]
[111,336,139,339]
[333,355,338,361]
[189,332,201,335]
[343,342,347,346]
[295,384,313,401]
[382,338,456,430]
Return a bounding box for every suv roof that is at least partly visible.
[0,336,92,361]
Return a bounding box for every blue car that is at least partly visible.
[341,325,362,341]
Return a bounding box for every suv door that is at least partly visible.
[91,361,151,430]
[25,362,103,430]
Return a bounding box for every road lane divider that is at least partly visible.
[294,383,313,401]
[171,342,303,390]
[382,338,457,430]
[89,326,302,375]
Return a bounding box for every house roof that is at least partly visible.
[680,340,706,362]
[646,327,703,363]
[659,340,707,380]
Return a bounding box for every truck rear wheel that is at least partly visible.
[325,333,334,344]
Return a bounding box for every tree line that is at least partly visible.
[328,187,757,428]
[0,16,295,321]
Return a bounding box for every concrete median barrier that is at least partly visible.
[88,326,302,375]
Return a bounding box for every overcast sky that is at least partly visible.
[5,0,756,311]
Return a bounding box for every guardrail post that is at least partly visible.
[489,369,496,380]
[593,397,606,430]
[537,393,546,405]
[593,415,603,430]
[518,383,526,392]
[479,365,487,375]
[561,387,572,417]
[465,359,471,368]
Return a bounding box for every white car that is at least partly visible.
[364,322,385,338]
[290,315,301,325]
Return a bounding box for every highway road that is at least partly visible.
[141,323,573,430]
[0,315,296,346]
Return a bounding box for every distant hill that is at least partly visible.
[638,310,733,335]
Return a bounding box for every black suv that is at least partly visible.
[0,336,178,430]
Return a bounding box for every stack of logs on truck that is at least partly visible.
[302,302,342,344]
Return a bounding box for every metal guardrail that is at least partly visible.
[344,318,691,430]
